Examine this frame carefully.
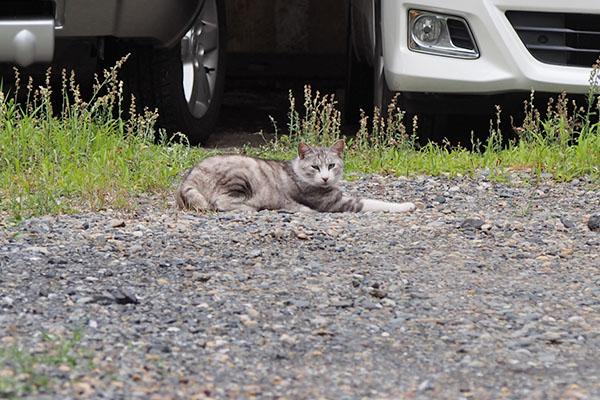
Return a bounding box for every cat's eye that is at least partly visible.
[311,165,320,171]
[328,163,335,170]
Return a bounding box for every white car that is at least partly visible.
[347,0,600,138]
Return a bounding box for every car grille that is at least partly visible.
[506,11,600,67]
[447,18,476,50]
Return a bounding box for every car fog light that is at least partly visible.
[409,9,479,59]
[413,15,442,43]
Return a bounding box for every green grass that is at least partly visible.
[0,329,91,398]
[0,58,208,222]
[1,58,600,223]
[248,70,600,181]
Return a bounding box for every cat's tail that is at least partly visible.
[175,184,210,211]
[360,199,416,213]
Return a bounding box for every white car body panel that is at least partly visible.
[381,0,600,94]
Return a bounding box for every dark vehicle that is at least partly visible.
[0,0,226,144]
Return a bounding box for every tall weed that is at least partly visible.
[0,57,198,221]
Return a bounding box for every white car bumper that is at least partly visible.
[381,0,600,95]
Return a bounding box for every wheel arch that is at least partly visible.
[348,0,378,67]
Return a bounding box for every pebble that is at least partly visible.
[560,217,575,229]
[588,214,600,231]
[461,218,485,230]
[433,195,446,204]
[0,173,599,399]
[109,219,126,228]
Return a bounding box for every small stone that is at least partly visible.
[246,308,259,318]
[249,249,262,258]
[294,231,308,240]
[433,195,446,204]
[193,273,211,282]
[110,287,139,305]
[560,217,575,229]
[461,218,484,230]
[368,287,388,299]
[418,380,432,392]
[57,364,71,373]
[240,315,258,327]
[110,219,126,228]
[381,298,396,307]
[588,214,600,231]
[92,295,116,305]
[310,316,328,328]
[129,244,143,253]
[25,246,50,255]
[279,333,296,346]
[72,382,95,397]
[330,299,353,308]
[480,223,492,231]
[76,296,95,304]
[559,247,574,258]
[543,331,564,342]
[286,299,310,308]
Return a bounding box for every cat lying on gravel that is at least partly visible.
[175,140,416,213]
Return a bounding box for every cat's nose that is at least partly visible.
[322,176,329,182]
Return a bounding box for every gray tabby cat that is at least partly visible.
[175,140,415,213]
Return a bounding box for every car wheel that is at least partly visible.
[372,0,391,114]
[344,26,374,124]
[106,0,226,145]
[345,0,435,143]
[344,0,393,122]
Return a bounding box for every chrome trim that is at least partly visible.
[408,9,479,59]
[54,0,66,29]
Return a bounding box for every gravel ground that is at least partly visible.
[1,172,600,399]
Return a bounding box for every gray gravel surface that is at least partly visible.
[1,173,600,399]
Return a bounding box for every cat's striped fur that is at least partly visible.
[175,140,415,213]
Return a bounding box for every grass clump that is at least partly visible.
[251,63,600,182]
[0,57,203,222]
[0,329,91,398]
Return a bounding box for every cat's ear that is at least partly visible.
[331,140,345,156]
[298,142,313,159]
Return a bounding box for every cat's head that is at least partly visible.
[294,140,344,188]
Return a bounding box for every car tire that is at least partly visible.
[344,26,374,124]
[104,0,226,145]
[344,1,398,122]
[345,0,436,143]
[372,0,392,115]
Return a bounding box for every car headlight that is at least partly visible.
[408,9,479,59]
